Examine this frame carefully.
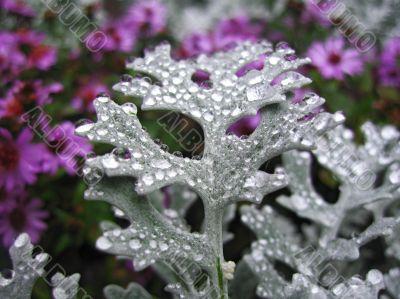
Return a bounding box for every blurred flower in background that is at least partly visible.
[0,80,63,119]
[0,0,34,17]
[307,37,364,80]
[0,128,51,191]
[72,80,109,113]
[178,15,263,58]
[379,37,400,87]
[0,191,47,247]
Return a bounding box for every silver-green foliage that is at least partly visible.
[76,40,343,298]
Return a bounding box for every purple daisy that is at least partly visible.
[0,191,47,247]
[179,33,214,58]
[178,15,263,58]
[100,20,137,53]
[0,80,63,119]
[16,30,57,71]
[0,188,12,214]
[0,128,48,191]
[44,121,93,175]
[301,0,335,28]
[213,15,263,50]
[72,80,109,113]
[307,37,364,80]
[0,31,26,82]
[126,0,167,37]
[0,0,35,17]
[378,37,400,87]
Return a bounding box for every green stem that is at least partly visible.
[216,257,225,299]
[204,202,228,298]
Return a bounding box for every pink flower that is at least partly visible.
[179,33,214,58]
[0,191,47,247]
[307,37,364,80]
[100,20,137,53]
[0,31,25,82]
[301,0,334,27]
[178,15,264,58]
[378,37,400,87]
[0,128,48,191]
[72,81,109,113]
[0,188,12,214]
[0,0,35,17]
[0,80,63,119]
[44,121,93,175]
[213,15,263,50]
[126,0,167,36]
[16,30,57,70]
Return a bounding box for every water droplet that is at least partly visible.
[192,110,202,118]
[221,78,234,87]
[129,239,142,250]
[14,234,29,248]
[151,159,172,169]
[164,95,176,103]
[122,103,137,115]
[212,93,223,102]
[96,237,112,250]
[245,70,263,86]
[149,240,157,248]
[121,74,133,82]
[173,151,183,158]
[284,54,297,61]
[159,242,169,251]
[268,56,280,65]
[145,97,156,106]
[143,175,154,186]
[204,112,214,122]
[75,119,94,134]
[112,147,131,160]
[172,77,183,85]
[96,92,110,103]
[102,156,119,169]
[276,41,290,50]
[97,128,108,136]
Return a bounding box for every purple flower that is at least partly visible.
[0,31,25,82]
[213,15,263,50]
[100,20,137,53]
[179,33,214,58]
[0,30,57,80]
[44,121,93,174]
[301,0,334,27]
[0,188,12,214]
[0,0,35,17]
[378,37,400,87]
[307,37,364,80]
[0,128,48,191]
[0,80,63,119]
[178,15,263,58]
[72,81,108,112]
[16,30,57,70]
[0,191,47,247]
[126,0,167,36]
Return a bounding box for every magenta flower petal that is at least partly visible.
[307,37,364,80]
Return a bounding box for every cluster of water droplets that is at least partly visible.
[0,233,82,299]
[96,220,210,270]
[113,41,316,138]
[243,122,400,298]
